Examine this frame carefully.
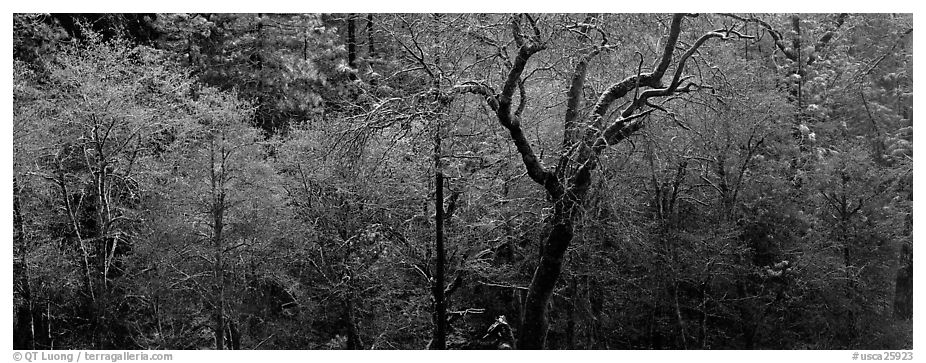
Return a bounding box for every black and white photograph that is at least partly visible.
[9,7,916,357]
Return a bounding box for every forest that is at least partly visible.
[12,13,913,350]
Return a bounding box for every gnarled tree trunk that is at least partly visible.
[452,13,745,348]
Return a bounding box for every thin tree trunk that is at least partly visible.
[430,130,448,350]
[743,19,749,59]
[56,168,94,303]
[214,264,225,350]
[894,185,913,320]
[834,180,859,344]
[366,14,375,57]
[791,15,804,124]
[187,33,194,66]
[47,301,53,349]
[674,281,688,349]
[226,320,241,349]
[91,140,113,291]
[255,14,264,71]
[345,297,363,349]
[14,178,35,350]
[893,243,913,319]
[346,13,357,69]
[212,139,226,350]
[566,276,577,349]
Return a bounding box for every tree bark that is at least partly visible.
[792,15,804,123]
[518,214,575,349]
[430,131,448,350]
[347,13,357,69]
[345,297,363,349]
[366,14,375,57]
[893,243,913,319]
[894,185,913,320]
[211,139,226,350]
[226,320,241,349]
[14,177,35,350]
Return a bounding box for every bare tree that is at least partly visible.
[453,13,751,348]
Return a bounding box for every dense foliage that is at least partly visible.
[13,13,912,350]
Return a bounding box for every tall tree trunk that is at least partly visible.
[14,178,35,350]
[214,265,225,350]
[55,166,94,303]
[792,15,803,124]
[893,243,913,319]
[837,193,858,344]
[345,297,363,349]
[893,183,913,320]
[255,14,264,71]
[14,256,35,350]
[212,140,226,350]
[894,185,913,320]
[226,320,241,349]
[430,130,448,350]
[46,301,53,349]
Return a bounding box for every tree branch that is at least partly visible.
[587,14,686,129]
[593,109,655,153]
[654,14,685,79]
[589,26,746,159]
[719,13,798,62]
[454,15,557,195]
[807,13,848,65]
[564,45,607,147]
